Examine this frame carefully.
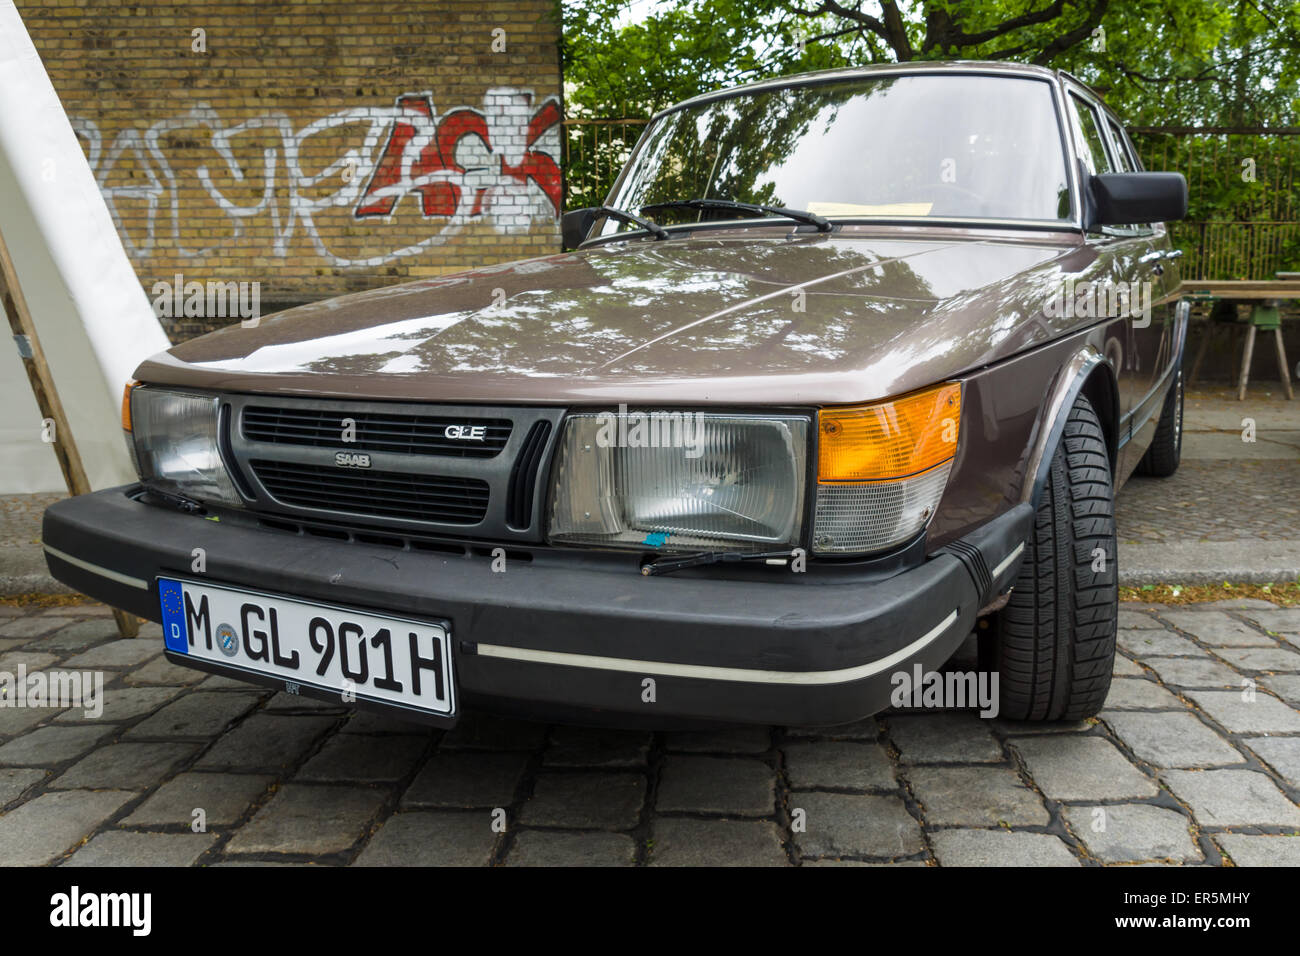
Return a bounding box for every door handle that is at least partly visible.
[1139,248,1183,264]
[1139,248,1182,277]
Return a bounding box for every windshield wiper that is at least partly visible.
[641,549,801,576]
[640,198,832,232]
[594,205,670,240]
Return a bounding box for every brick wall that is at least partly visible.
[18,0,563,339]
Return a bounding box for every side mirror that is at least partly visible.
[1088,172,1187,228]
[562,207,599,250]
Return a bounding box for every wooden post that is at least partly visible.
[1276,327,1295,401]
[1237,322,1256,401]
[0,224,139,638]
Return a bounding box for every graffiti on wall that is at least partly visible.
[72,89,562,268]
[356,93,561,220]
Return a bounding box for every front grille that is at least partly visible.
[249,459,490,526]
[506,420,553,529]
[227,397,564,540]
[243,406,511,459]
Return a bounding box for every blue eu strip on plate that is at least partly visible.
[158,577,189,654]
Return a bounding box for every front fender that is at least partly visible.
[1021,345,1119,510]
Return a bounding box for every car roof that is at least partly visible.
[654,60,1071,121]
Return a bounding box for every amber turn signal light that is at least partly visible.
[817,382,961,482]
[121,381,138,433]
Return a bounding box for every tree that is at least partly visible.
[789,0,1110,64]
[561,0,1299,126]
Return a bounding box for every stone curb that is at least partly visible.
[1118,541,1300,587]
[0,553,71,597]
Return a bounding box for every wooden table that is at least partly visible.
[1181,280,1296,400]
[1182,280,1300,300]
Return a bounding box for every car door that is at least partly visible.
[1062,87,1158,480]
[1102,115,1181,467]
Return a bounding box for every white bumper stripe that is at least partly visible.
[476,608,960,686]
[43,544,149,590]
[991,541,1026,580]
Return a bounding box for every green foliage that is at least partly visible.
[563,1,1299,125]
[562,0,829,118]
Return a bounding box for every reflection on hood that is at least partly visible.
[149,231,1080,404]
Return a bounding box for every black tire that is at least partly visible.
[1137,364,1183,477]
[982,393,1117,721]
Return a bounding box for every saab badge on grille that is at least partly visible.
[444,424,487,441]
[334,452,372,468]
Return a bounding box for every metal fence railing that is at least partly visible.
[561,119,1300,280]
[562,118,647,210]
[1131,127,1300,280]
[1170,221,1300,282]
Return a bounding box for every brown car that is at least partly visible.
[45,62,1188,728]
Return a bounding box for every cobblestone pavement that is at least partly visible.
[1115,388,1300,545]
[0,492,65,594]
[1118,460,1300,543]
[2,598,1298,866]
[0,492,61,546]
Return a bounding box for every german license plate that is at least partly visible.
[157,577,455,718]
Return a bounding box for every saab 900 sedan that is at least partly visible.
[44,62,1188,728]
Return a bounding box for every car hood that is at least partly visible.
[139,228,1085,406]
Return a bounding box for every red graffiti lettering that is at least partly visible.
[356,92,562,220]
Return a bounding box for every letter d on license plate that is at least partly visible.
[158,578,456,719]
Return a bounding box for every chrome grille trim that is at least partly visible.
[242,405,512,458]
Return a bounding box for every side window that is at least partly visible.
[1067,92,1114,176]
[1104,117,1153,236]
[1105,119,1136,172]
[1068,91,1142,235]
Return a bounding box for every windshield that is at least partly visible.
[602,73,1073,233]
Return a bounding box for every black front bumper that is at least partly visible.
[42,487,1030,727]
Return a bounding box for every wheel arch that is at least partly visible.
[1020,345,1119,510]
[1078,361,1120,471]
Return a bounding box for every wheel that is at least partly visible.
[981,393,1117,721]
[1137,365,1183,477]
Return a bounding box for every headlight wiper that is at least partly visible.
[640,198,832,232]
[595,205,670,240]
[641,548,802,576]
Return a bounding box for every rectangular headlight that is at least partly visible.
[131,388,243,508]
[548,411,808,552]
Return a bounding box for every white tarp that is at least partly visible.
[0,0,169,492]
